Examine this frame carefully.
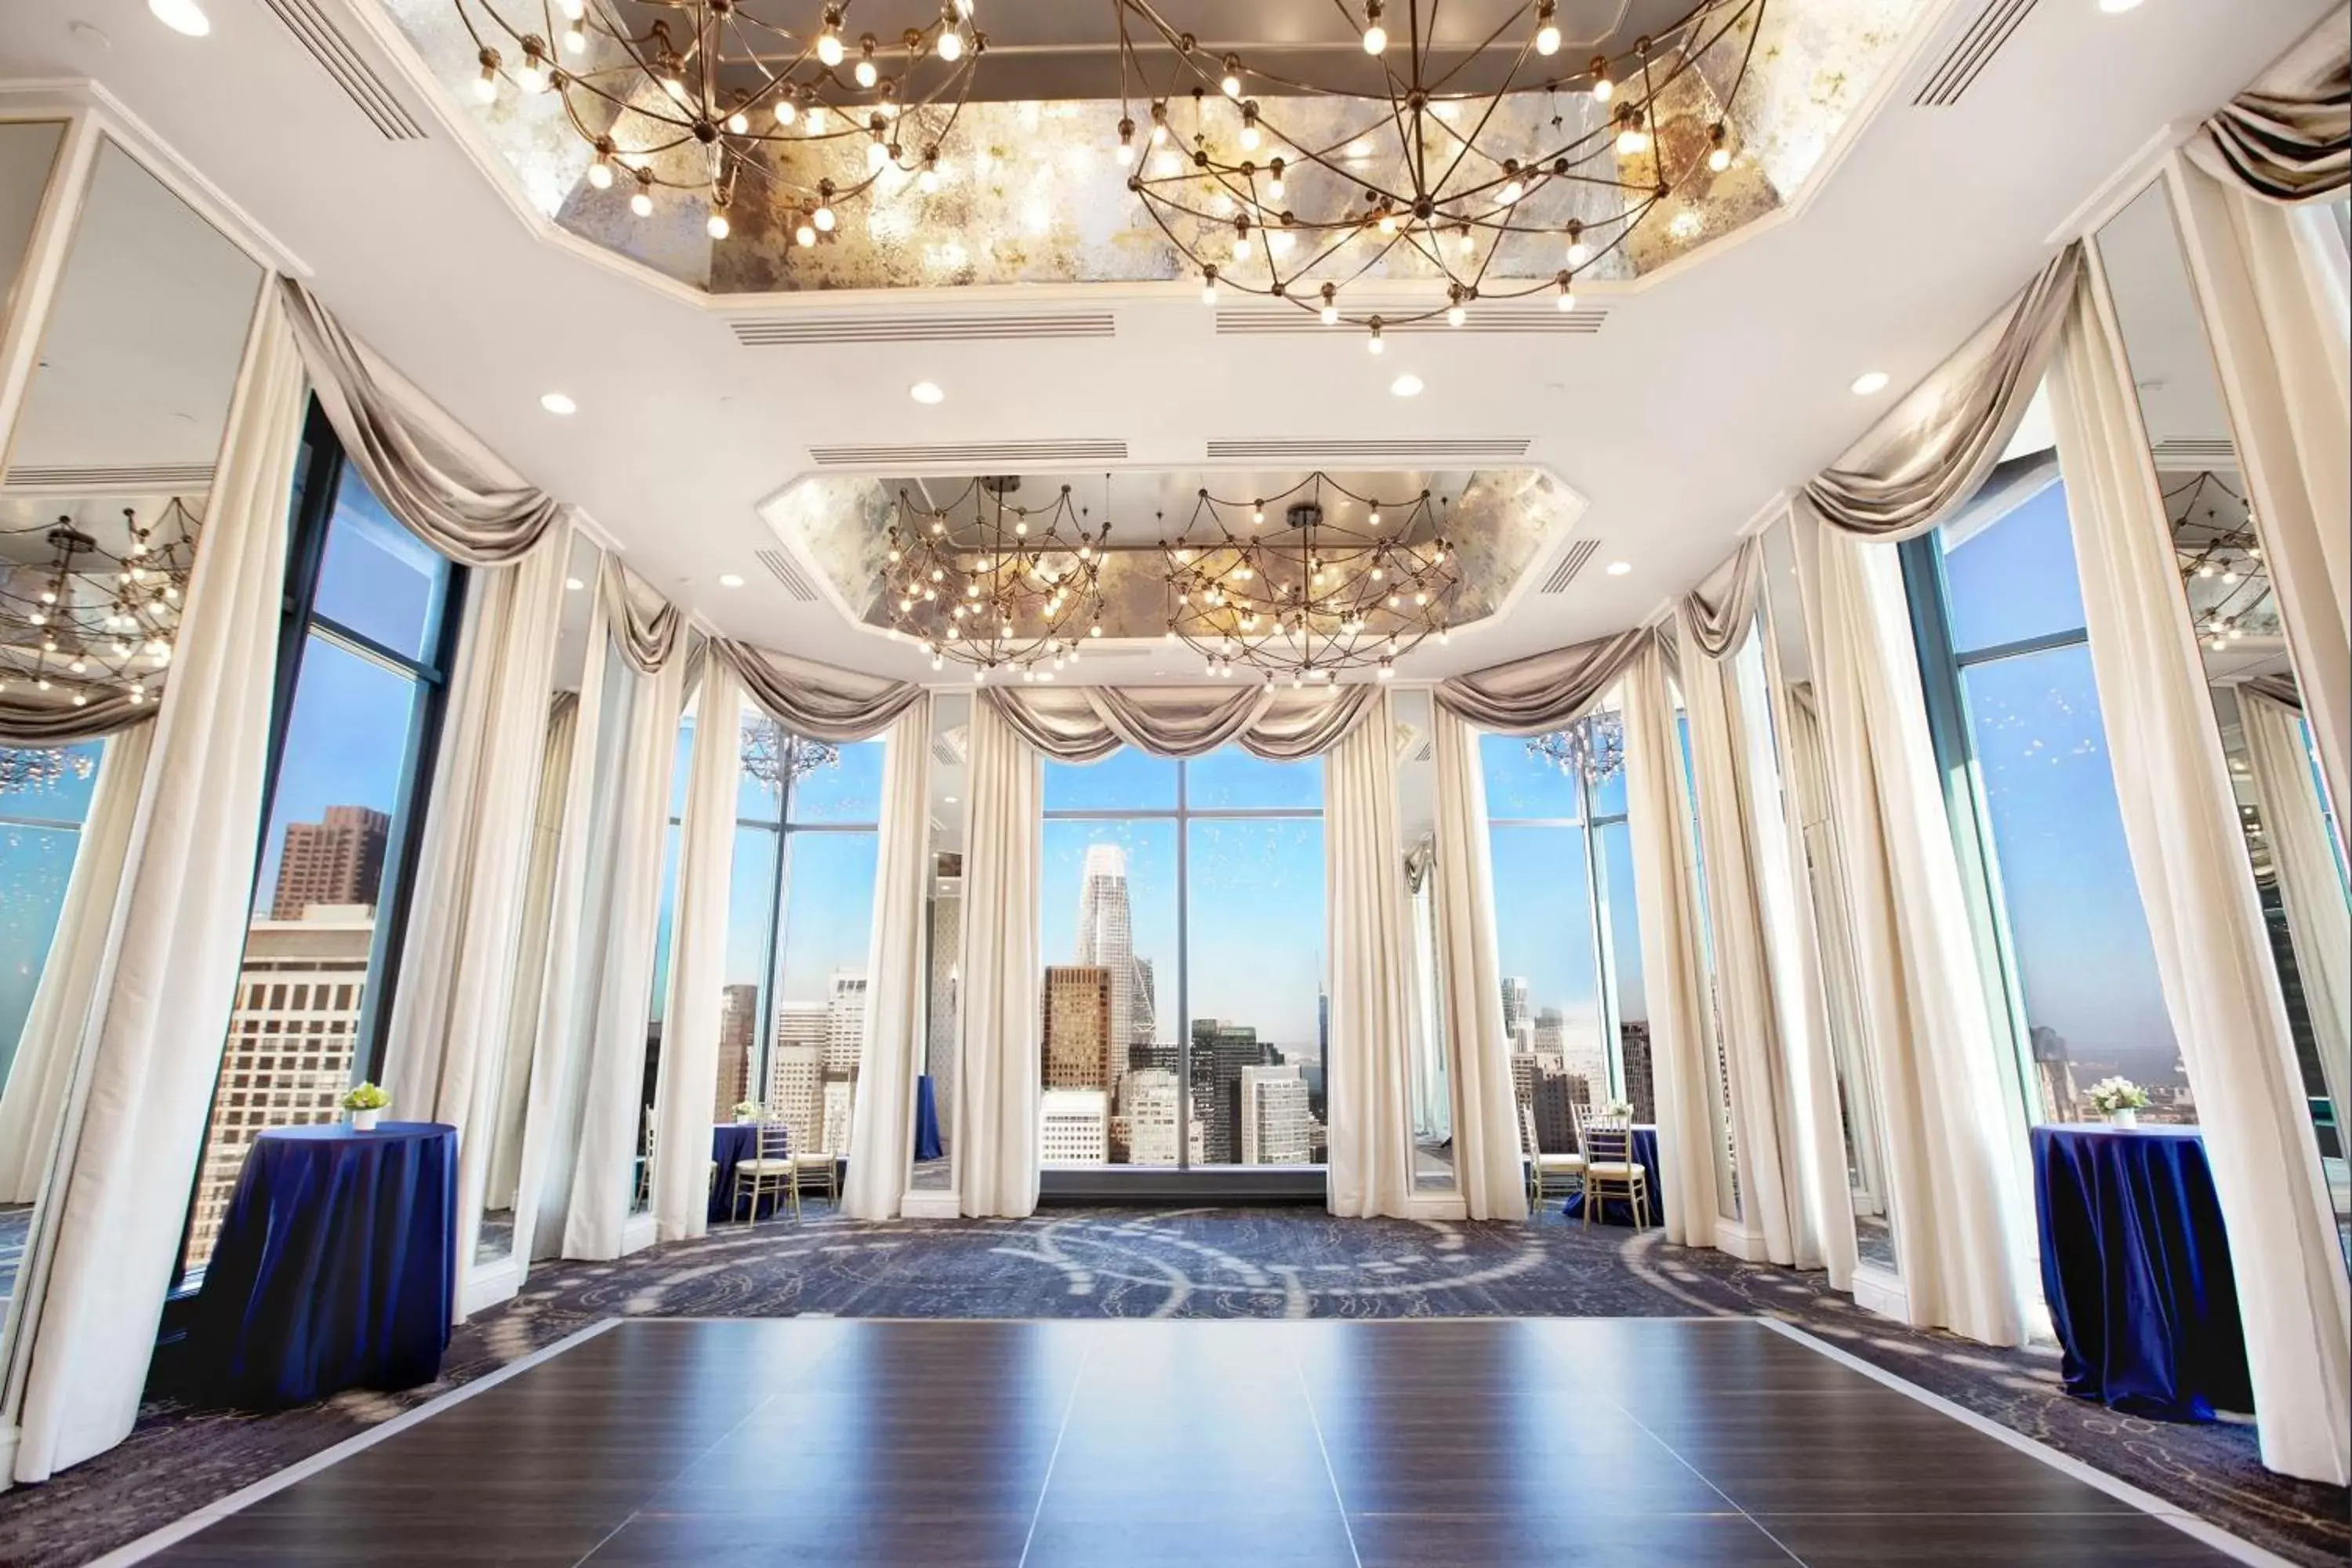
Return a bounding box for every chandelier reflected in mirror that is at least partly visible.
[2,499,198,713]
[882,476,1112,682]
[1161,474,1457,684]
[450,0,984,240]
[1114,0,1767,337]
[1527,710,1626,784]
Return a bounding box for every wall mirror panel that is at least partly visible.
[2097,180,2350,1234]
[0,138,261,1332]
[1392,689,1454,1193]
[1668,676,1740,1225]
[1759,518,1896,1273]
[474,532,600,1269]
[916,691,966,1198]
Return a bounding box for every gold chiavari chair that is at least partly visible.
[1522,1102,1586,1210]
[1572,1098,1652,1229]
[731,1117,797,1225]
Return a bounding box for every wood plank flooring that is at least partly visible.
[136,1318,2251,1566]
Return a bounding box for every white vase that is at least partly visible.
[2107,1107,2138,1130]
[351,1108,381,1132]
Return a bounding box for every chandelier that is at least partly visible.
[2,499,197,714]
[2168,470,2270,653]
[1527,711,1625,784]
[451,1,984,241]
[1112,0,1767,338]
[0,745,96,795]
[740,716,840,788]
[1161,474,1457,684]
[882,477,1112,682]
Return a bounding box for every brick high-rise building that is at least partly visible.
[713,983,758,1120]
[1621,1021,1656,1123]
[1042,964,1114,1092]
[269,805,389,920]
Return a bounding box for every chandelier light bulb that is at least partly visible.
[796,220,818,245]
[1446,301,1466,327]
[855,45,879,90]
[563,26,586,56]
[1221,72,1243,100]
[1590,57,1614,102]
[938,26,966,62]
[1363,2,1388,54]
[558,0,583,17]
[1368,321,1385,353]
[1457,227,1475,254]
[775,98,798,126]
[1536,2,1561,56]
[2221,568,2240,584]
[1617,123,1650,156]
[815,204,837,230]
[1200,267,1220,305]
[630,185,654,218]
[1556,281,1577,311]
[588,148,614,189]
[1499,179,1524,205]
[1320,299,1339,326]
[920,162,941,193]
[805,104,828,133]
[474,49,500,102]
[817,20,845,68]
[867,139,891,172]
[1240,123,1261,153]
[727,109,750,135]
[708,211,731,239]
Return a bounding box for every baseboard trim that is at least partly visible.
[899,1190,960,1218]
[1849,1260,1909,1323]
[1711,1217,1768,1261]
[459,1254,523,1319]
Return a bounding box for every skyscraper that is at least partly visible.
[1074,842,1136,1056]
[1621,1021,1656,1123]
[824,968,867,1074]
[1500,975,1532,1052]
[1130,955,1157,1047]
[1240,1062,1311,1165]
[1043,964,1114,1091]
[1120,1067,1182,1165]
[1040,1088,1109,1164]
[768,1043,823,1153]
[1192,1017,1274,1163]
[269,805,389,920]
[714,983,758,1120]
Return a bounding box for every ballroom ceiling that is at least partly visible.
[0,0,2330,685]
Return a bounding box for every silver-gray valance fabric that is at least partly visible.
[987,683,1382,762]
[2189,4,2350,204]
[1432,625,1653,735]
[715,638,925,743]
[1681,536,1766,661]
[0,688,151,746]
[2241,673,2307,710]
[280,279,564,568]
[601,557,686,676]
[1804,245,2082,543]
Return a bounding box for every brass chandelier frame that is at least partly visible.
[882,476,1112,682]
[1,498,198,713]
[1160,474,1457,684]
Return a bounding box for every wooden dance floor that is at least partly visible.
[134,1318,2251,1566]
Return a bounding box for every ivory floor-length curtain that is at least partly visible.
[0,721,151,1203]
[1679,623,1804,1265]
[956,696,1041,1219]
[487,693,575,1213]
[379,530,567,1290]
[1325,689,1417,1220]
[650,657,742,1243]
[561,634,688,1260]
[1793,507,2031,1348]
[1428,705,1526,1220]
[2165,154,2351,837]
[1620,637,1723,1247]
[13,289,305,1481]
[2240,688,2351,1137]
[844,699,935,1220]
[2051,255,2351,1483]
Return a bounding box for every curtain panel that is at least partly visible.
[842,699,935,1220]
[488,692,575,1214]
[601,557,688,677]
[13,290,306,1482]
[985,682,1381,763]
[1680,538,1766,661]
[279,279,563,566]
[955,696,1043,1219]
[715,639,923,744]
[0,723,152,1203]
[1428,704,1526,1221]
[1432,626,1650,736]
[2187,4,2350,204]
[1324,690,1417,1219]
[2050,253,2351,1483]
[379,531,569,1296]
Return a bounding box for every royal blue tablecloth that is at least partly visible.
[2031,1123,2251,1422]
[709,1123,761,1223]
[192,1122,455,1407]
[913,1073,943,1163]
[1563,1124,1661,1225]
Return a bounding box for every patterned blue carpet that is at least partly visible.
[0,1204,2341,1566]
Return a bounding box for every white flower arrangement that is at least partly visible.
[1599,1098,1634,1119]
[2085,1076,2150,1113]
[733,1099,764,1121]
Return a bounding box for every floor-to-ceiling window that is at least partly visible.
[180,414,461,1275]
[1904,463,2184,1127]
[1040,745,1325,1171]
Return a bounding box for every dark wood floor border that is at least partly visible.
[1754,1319,2292,1568]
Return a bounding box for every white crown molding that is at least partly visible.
[2044,119,2190,247]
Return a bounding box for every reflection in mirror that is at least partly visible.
[1760,519,1897,1274]
[0,141,260,1316]
[1671,680,1740,1223]
[915,692,967,1196]
[1392,689,1454,1192]
[2099,180,2350,1233]
[475,534,601,1265]
[639,689,699,1215]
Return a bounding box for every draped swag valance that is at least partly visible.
[601,558,688,677]
[985,682,1381,762]
[2188,3,2350,203]
[1431,625,1653,736]
[715,638,924,743]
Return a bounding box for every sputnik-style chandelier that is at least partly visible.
[883,477,1112,682]
[1528,711,1625,784]
[451,1,984,241]
[1,499,197,713]
[1112,0,1767,337]
[2168,470,2271,653]
[1161,474,1457,684]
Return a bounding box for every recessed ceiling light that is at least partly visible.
[1605,560,1632,576]
[564,576,585,591]
[2097,0,2144,12]
[1389,372,1424,397]
[147,0,210,38]
[539,391,577,415]
[944,795,958,804]
[909,381,945,405]
[1850,370,1889,396]
[718,572,745,588]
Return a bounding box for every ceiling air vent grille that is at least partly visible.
[930,729,967,768]
[260,0,427,140]
[807,439,1128,467]
[730,311,1116,346]
[1217,303,1606,336]
[5,462,217,492]
[1539,538,1601,594]
[2151,437,2236,467]
[1911,0,2038,108]
[1204,437,1531,463]
[753,548,820,601]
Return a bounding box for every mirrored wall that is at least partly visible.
[915,692,967,1200]
[1392,689,1455,1194]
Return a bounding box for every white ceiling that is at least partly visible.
[0,0,2330,687]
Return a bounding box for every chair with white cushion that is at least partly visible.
[790,1146,840,1213]
[1572,1099,1651,1229]
[1522,1102,1585,1210]
[730,1119,796,1225]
